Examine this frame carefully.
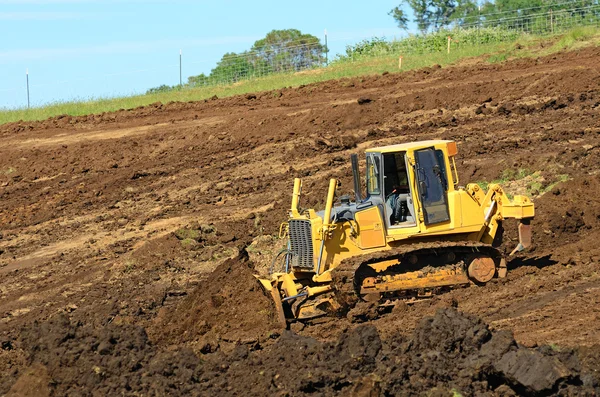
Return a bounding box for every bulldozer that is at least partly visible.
[259,140,534,325]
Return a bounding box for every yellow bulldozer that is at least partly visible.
[259,140,534,325]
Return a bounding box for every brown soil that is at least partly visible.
[15,308,600,396]
[149,250,279,351]
[1,46,600,395]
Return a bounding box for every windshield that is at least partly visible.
[366,154,381,196]
[415,148,450,225]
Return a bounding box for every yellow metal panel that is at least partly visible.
[355,207,386,249]
[366,139,454,154]
[502,195,535,219]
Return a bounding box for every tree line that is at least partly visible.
[390,0,600,32]
[147,29,325,94]
[188,29,325,87]
[147,1,598,94]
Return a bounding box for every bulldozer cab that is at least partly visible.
[365,144,452,230]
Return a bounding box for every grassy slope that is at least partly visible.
[1,27,599,126]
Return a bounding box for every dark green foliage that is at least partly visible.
[393,0,600,32]
[335,27,520,62]
[210,52,255,83]
[145,84,177,95]
[187,29,325,88]
[392,0,480,32]
[389,6,410,30]
[251,29,325,73]
[187,73,210,87]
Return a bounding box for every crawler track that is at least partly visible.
[331,241,502,311]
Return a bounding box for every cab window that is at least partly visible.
[414,148,450,225]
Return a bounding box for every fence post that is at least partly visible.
[398,56,403,69]
[478,4,482,45]
[179,49,183,87]
[26,69,30,109]
[550,9,554,34]
[324,29,328,66]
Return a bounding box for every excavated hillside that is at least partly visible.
[1,46,600,395]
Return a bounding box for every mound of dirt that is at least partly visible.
[9,307,600,396]
[196,308,599,396]
[15,315,204,396]
[149,250,279,349]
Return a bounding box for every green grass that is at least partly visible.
[174,228,200,241]
[551,26,599,51]
[2,26,600,125]
[450,389,464,397]
[477,168,570,197]
[0,43,515,125]
[549,343,562,352]
[477,168,534,192]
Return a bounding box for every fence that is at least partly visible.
[185,39,327,89]
[4,1,600,108]
[173,2,600,89]
[337,2,600,62]
[460,2,600,35]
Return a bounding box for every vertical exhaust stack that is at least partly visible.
[351,154,362,203]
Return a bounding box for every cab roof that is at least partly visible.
[365,140,455,154]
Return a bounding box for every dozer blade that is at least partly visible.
[256,276,287,328]
[270,286,288,329]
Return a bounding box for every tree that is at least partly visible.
[391,0,600,35]
[210,52,255,83]
[187,73,210,87]
[391,0,479,32]
[250,29,325,72]
[389,6,410,30]
[185,29,325,87]
[146,84,175,94]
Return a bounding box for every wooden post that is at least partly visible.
[447,36,451,54]
[398,56,403,69]
[550,9,554,34]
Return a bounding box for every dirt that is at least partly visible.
[1,45,600,395]
[10,308,600,396]
[149,250,279,352]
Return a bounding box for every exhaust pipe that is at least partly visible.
[351,154,362,203]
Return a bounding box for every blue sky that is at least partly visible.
[0,0,408,108]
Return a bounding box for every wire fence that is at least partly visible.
[337,2,600,62]
[3,1,600,108]
[460,3,600,34]
[180,2,600,88]
[183,39,327,89]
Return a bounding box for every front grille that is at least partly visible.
[288,219,314,269]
